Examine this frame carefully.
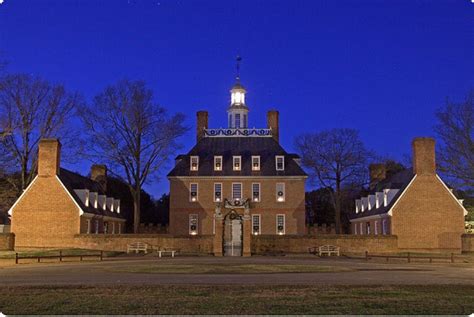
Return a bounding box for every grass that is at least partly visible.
[0,284,472,315]
[107,263,354,274]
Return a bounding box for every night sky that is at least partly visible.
[1,0,472,197]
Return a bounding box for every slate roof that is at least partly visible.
[349,169,415,219]
[168,137,307,177]
[58,168,125,219]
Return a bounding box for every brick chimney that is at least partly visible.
[196,111,208,142]
[267,110,279,143]
[412,137,436,175]
[369,163,386,190]
[38,139,61,177]
[91,164,107,192]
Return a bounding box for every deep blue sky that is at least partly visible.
[1,0,473,197]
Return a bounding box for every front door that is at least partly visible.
[224,212,243,256]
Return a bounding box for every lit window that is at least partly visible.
[232,183,242,201]
[214,183,222,202]
[190,156,199,171]
[252,156,260,171]
[276,156,285,171]
[190,183,198,202]
[276,183,285,202]
[189,214,198,235]
[214,156,223,171]
[252,214,261,235]
[252,183,261,202]
[276,214,285,235]
[235,114,241,128]
[233,156,241,171]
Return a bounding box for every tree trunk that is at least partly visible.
[335,174,342,234]
[133,189,141,233]
[21,157,27,190]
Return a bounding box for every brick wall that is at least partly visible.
[251,234,399,255]
[0,233,15,250]
[73,234,214,254]
[462,234,474,253]
[11,176,81,248]
[169,178,306,235]
[392,175,465,252]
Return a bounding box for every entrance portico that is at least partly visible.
[213,199,252,257]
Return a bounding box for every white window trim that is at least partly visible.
[276,183,285,202]
[252,214,261,235]
[86,219,91,234]
[214,156,223,171]
[374,220,378,235]
[251,155,261,171]
[232,182,243,201]
[233,156,242,171]
[276,155,285,171]
[190,156,199,171]
[252,182,261,202]
[276,214,286,235]
[214,182,223,202]
[189,214,198,235]
[190,183,198,202]
[382,219,387,235]
[95,220,99,234]
[366,222,371,235]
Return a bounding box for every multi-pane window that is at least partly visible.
[252,214,261,235]
[190,183,198,202]
[252,156,260,171]
[190,156,199,171]
[382,219,388,235]
[276,155,285,171]
[232,183,242,201]
[214,183,223,202]
[189,214,198,235]
[235,113,241,128]
[243,114,248,128]
[276,183,285,202]
[214,156,223,171]
[229,114,232,128]
[233,156,241,171]
[276,214,285,235]
[252,183,261,202]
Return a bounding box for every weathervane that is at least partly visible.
[236,55,242,82]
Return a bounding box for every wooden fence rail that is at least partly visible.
[365,251,456,263]
[15,251,103,264]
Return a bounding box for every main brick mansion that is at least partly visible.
[167,75,308,256]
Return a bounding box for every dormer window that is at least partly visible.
[233,156,241,171]
[252,156,260,171]
[276,156,285,171]
[190,156,199,171]
[190,183,198,202]
[214,156,223,171]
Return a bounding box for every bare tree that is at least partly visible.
[0,74,81,191]
[435,91,474,190]
[79,80,187,233]
[295,129,371,233]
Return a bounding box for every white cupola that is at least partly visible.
[227,56,249,129]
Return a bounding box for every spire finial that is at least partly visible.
[236,55,242,82]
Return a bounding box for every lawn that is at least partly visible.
[107,263,354,274]
[0,285,472,315]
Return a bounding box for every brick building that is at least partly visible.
[9,139,126,248]
[168,75,307,256]
[349,137,467,252]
